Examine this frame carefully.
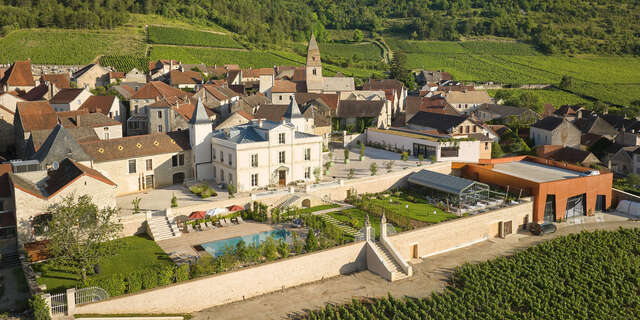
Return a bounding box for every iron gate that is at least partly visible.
[75,287,109,305]
[50,292,67,316]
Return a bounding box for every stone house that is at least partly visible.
[573,116,618,140]
[530,116,581,147]
[124,68,147,83]
[335,100,389,131]
[415,70,452,85]
[50,88,93,111]
[169,70,203,89]
[0,60,35,93]
[109,72,125,84]
[407,111,493,139]
[128,81,189,135]
[405,96,459,123]
[72,64,110,89]
[215,111,253,130]
[362,79,408,116]
[78,95,124,122]
[444,90,492,115]
[192,84,241,112]
[231,94,271,115]
[10,158,117,244]
[210,118,323,192]
[0,91,25,113]
[145,97,202,134]
[80,130,193,195]
[254,99,316,136]
[535,145,601,167]
[149,60,180,81]
[271,80,305,104]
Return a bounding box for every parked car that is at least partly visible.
[529,222,557,235]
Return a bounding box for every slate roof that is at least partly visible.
[531,116,565,131]
[29,127,99,152]
[573,116,618,137]
[409,169,485,195]
[407,111,468,131]
[80,130,191,162]
[212,126,266,144]
[19,84,49,101]
[232,94,270,114]
[254,104,291,122]
[131,81,187,100]
[0,163,13,198]
[78,96,117,115]
[189,99,209,125]
[546,147,598,164]
[41,74,71,89]
[50,88,85,104]
[30,124,93,164]
[336,100,384,118]
[0,60,35,87]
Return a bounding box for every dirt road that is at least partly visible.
[192,220,639,320]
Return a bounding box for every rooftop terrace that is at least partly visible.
[491,161,584,183]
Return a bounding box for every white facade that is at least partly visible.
[51,88,93,112]
[210,120,323,192]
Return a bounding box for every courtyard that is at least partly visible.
[116,183,233,214]
[324,146,427,180]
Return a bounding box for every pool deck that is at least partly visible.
[156,222,303,263]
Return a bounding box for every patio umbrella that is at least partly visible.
[226,205,244,212]
[189,211,206,220]
[206,207,229,217]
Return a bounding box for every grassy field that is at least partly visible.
[33,235,173,292]
[0,29,146,65]
[127,13,228,33]
[328,208,405,238]
[149,46,297,67]
[488,88,590,107]
[370,195,458,224]
[148,26,243,49]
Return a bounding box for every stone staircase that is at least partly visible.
[278,194,301,209]
[147,214,181,241]
[318,214,360,236]
[372,241,409,281]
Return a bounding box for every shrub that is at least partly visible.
[228,184,236,198]
[175,264,190,282]
[189,185,205,194]
[171,194,178,208]
[126,272,143,294]
[401,152,408,161]
[94,273,125,296]
[157,265,175,286]
[30,295,51,320]
[141,270,158,289]
[406,195,415,202]
[305,230,319,252]
[200,188,212,198]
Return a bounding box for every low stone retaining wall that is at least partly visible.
[75,242,367,314]
[388,199,533,261]
[612,188,640,208]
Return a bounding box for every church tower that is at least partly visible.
[189,98,214,181]
[305,33,324,93]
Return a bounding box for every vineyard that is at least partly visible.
[99,55,150,73]
[149,46,299,68]
[304,228,640,320]
[294,42,383,61]
[147,26,243,49]
[487,88,590,107]
[0,29,145,65]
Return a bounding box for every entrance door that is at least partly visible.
[173,172,185,185]
[544,195,556,223]
[278,170,286,187]
[566,194,586,219]
[595,195,606,212]
[145,175,154,189]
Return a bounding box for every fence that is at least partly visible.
[75,287,109,305]
[50,292,67,316]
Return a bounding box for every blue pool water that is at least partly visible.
[200,229,290,257]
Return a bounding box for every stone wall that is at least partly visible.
[75,242,367,314]
[387,200,533,261]
[612,188,640,207]
[117,214,147,237]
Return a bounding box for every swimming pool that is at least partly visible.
[199,229,290,257]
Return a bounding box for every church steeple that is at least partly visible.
[306,33,323,93]
[284,96,306,132]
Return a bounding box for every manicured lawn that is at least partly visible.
[298,204,340,214]
[33,235,173,292]
[328,208,403,237]
[370,195,458,224]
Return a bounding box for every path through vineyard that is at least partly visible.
[192,219,639,320]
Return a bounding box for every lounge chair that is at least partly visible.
[223,218,232,226]
[236,216,244,224]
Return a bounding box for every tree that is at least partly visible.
[131,197,141,214]
[389,51,410,85]
[353,29,363,42]
[491,142,504,158]
[559,75,573,90]
[170,194,178,208]
[370,163,378,176]
[517,92,542,113]
[305,230,319,252]
[30,295,51,320]
[45,195,123,280]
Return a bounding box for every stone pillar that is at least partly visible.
[66,288,76,316]
[42,293,53,318]
[364,214,373,242]
[380,213,388,240]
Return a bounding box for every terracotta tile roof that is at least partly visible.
[273,80,305,93]
[16,101,57,131]
[41,74,71,89]
[236,110,254,120]
[175,103,196,121]
[109,71,125,79]
[78,96,117,115]
[169,70,203,85]
[131,81,188,100]
[203,85,240,101]
[295,93,339,112]
[80,130,191,162]
[406,96,459,116]
[50,88,85,104]
[242,68,274,78]
[0,60,35,87]
[0,104,14,115]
